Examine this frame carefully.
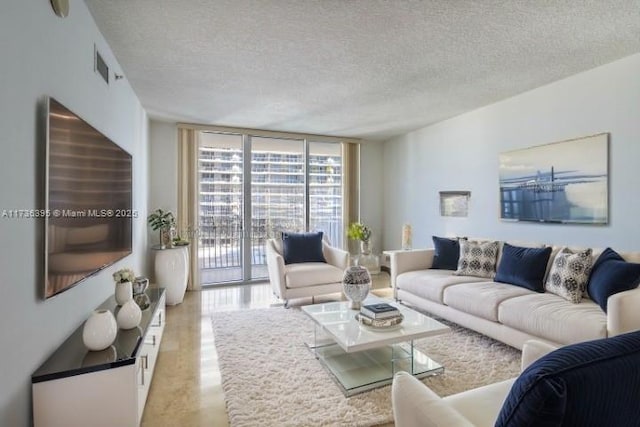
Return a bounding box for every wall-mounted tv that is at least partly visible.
[45,97,132,299]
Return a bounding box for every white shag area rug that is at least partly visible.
[212,307,520,427]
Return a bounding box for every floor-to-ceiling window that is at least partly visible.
[309,141,343,247]
[198,131,345,286]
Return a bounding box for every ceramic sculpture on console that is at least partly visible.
[133,276,151,309]
[117,299,142,330]
[113,268,135,306]
[342,265,371,310]
[82,309,118,351]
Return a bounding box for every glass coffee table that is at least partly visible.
[301,297,450,396]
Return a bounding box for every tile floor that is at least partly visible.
[141,273,393,426]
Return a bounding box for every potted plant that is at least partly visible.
[147,208,176,249]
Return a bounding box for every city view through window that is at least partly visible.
[198,132,343,285]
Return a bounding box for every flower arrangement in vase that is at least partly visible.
[347,222,380,274]
[113,268,135,306]
[347,222,372,254]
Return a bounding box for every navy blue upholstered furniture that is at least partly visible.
[393,332,640,427]
[496,330,640,427]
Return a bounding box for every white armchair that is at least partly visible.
[392,340,557,427]
[266,237,349,307]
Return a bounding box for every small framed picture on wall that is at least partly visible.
[439,191,470,217]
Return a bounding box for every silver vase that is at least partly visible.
[342,266,371,310]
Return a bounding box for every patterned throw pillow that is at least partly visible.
[455,240,499,278]
[544,248,593,303]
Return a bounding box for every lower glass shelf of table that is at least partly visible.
[307,331,444,396]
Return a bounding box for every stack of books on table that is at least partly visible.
[358,303,403,328]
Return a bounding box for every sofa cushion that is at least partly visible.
[284,263,343,288]
[444,282,534,322]
[498,293,607,345]
[282,231,326,264]
[545,247,594,303]
[396,270,485,304]
[587,247,640,312]
[431,236,461,270]
[494,243,552,292]
[496,330,640,427]
[455,240,499,279]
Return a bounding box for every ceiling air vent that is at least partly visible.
[94,45,109,84]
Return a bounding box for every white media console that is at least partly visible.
[32,288,166,426]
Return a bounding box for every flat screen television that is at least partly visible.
[44,97,132,299]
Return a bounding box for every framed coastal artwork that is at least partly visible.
[499,133,608,224]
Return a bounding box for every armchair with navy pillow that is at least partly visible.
[393,331,640,427]
[266,231,349,307]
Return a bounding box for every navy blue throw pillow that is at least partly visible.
[587,247,640,312]
[282,232,326,265]
[496,330,640,427]
[431,236,460,270]
[494,243,552,292]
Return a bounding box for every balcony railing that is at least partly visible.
[198,217,343,284]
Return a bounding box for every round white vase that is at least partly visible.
[82,309,117,351]
[117,300,142,330]
[115,281,133,306]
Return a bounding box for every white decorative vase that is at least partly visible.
[82,309,118,351]
[402,224,412,250]
[343,266,371,310]
[115,281,133,306]
[117,300,142,330]
[155,246,189,305]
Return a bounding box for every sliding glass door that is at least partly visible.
[309,142,343,248]
[198,131,344,286]
[250,137,305,279]
[198,132,244,284]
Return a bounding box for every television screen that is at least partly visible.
[45,97,132,299]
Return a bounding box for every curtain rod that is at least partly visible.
[177,122,361,144]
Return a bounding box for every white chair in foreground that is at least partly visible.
[266,233,349,307]
[394,330,640,426]
[392,340,557,427]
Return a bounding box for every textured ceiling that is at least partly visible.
[85,0,640,141]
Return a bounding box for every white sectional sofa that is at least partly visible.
[390,242,640,349]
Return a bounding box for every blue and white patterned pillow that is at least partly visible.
[454,240,499,278]
[544,248,593,303]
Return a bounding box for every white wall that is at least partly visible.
[383,53,640,252]
[149,121,179,216]
[0,2,148,424]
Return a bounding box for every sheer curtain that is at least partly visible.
[177,127,201,291]
[342,142,360,253]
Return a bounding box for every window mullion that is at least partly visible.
[304,139,310,231]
